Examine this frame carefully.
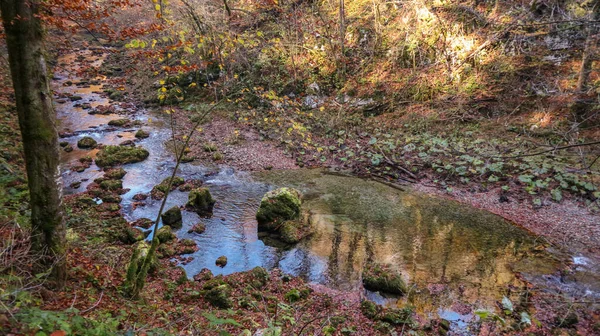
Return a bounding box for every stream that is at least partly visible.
[54,47,600,333]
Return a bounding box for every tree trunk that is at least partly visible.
[1,0,67,286]
[577,4,599,93]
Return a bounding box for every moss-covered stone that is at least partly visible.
[77,136,97,149]
[135,129,150,139]
[256,187,302,231]
[362,263,406,295]
[215,255,227,267]
[119,226,146,244]
[193,268,213,281]
[104,168,127,179]
[108,91,125,101]
[131,218,154,229]
[205,284,232,309]
[156,225,176,243]
[157,244,176,258]
[100,193,122,203]
[380,307,413,325]
[108,118,130,127]
[151,176,185,199]
[95,145,149,167]
[100,179,122,191]
[59,141,69,147]
[250,266,269,287]
[161,206,182,229]
[279,220,312,244]
[188,223,206,234]
[64,144,73,152]
[186,188,215,216]
[360,300,379,319]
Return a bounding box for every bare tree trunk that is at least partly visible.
[577,4,599,93]
[339,0,346,82]
[1,0,67,286]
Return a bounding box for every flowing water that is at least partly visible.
[55,48,600,333]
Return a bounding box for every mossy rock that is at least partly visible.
[156,225,176,243]
[188,223,206,234]
[362,264,406,295]
[95,145,149,167]
[152,176,185,198]
[205,284,232,309]
[127,240,159,277]
[77,136,97,149]
[100,179,122,191]
[64,144,73,152]
[109,91,125,101]
[256,187,301,231]
[108,118,130,127]
[69,95,83,101]
[119,226,146,244]
[100,193,122,203]
[215,256,227,267]
[360,300,379,319]
[135,129,150,139]
[104,168,127,179]
[157,244,176,258]
[131,218,154,229]
[250,266,269,287]
[186,188,215,217]
[161,206,182,229]
[380,307,413,325]
[279,220,312,244]
[193,268,213,281]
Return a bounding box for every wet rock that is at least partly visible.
[72,165,87,173]
[77,136,97,149]
[56,99,67,104]
[279,219,312,244]
[131,217,154,229]
[178,179,202,192]
[100,193,122,203]
[95,145,149,167]
[132,193,148,201]
[135,129,150,139]
[104,168,127,179]
[178,239,198,254]
[156,225,176,243]
[109,90,125,101]
[181,155,195,163]
[362,263,406,295]
[81,103,92,109]
[205,284,232,308]
[108,118,130,127]
[69,181,82,189]
[59,141,69,147]
[256,187,301,231]
[188,223,206,234]
[69,95,83,101]
[161,206,182,229]
[63,145,73,152]
[186,188,215,217]
[151,176,185,200]
[119,140,135,147]
[99,179,122,191]
[215,256,227,267]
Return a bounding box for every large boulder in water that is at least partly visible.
[186,188,215,217]
[95,145,149,167]
[362,263,406,295]
[256,187,302,231]
[161,206,182,229]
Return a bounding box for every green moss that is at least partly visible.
[77,136,97,149]
[156,225,176,243]
[104,168,127,179]
[188,223,206,234]
[109,91,125,101]
[215,255,228,267]
[380,307,413,325]
[279,220,308,243]
[153,176,185,194]
[135,129,150,139]
[250,266,269,287]
[186,188,216,216]
[95,145,149,167]
[256,187,302,231]
[99,179,122,191]
[360,300,379,319]
[284,289,301,303]
[205,284,232,308]
[108,118,130,127]
[161,206,182,229]
[362,264,407,295]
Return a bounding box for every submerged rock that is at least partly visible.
[362,263,406,295]
[95,145,149,167]
[108,118,130,127]
[77,136,97,149]
[256,187,302,231]
[188,223,206,234]
[161,206,182,229]
[186,188,215,216]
